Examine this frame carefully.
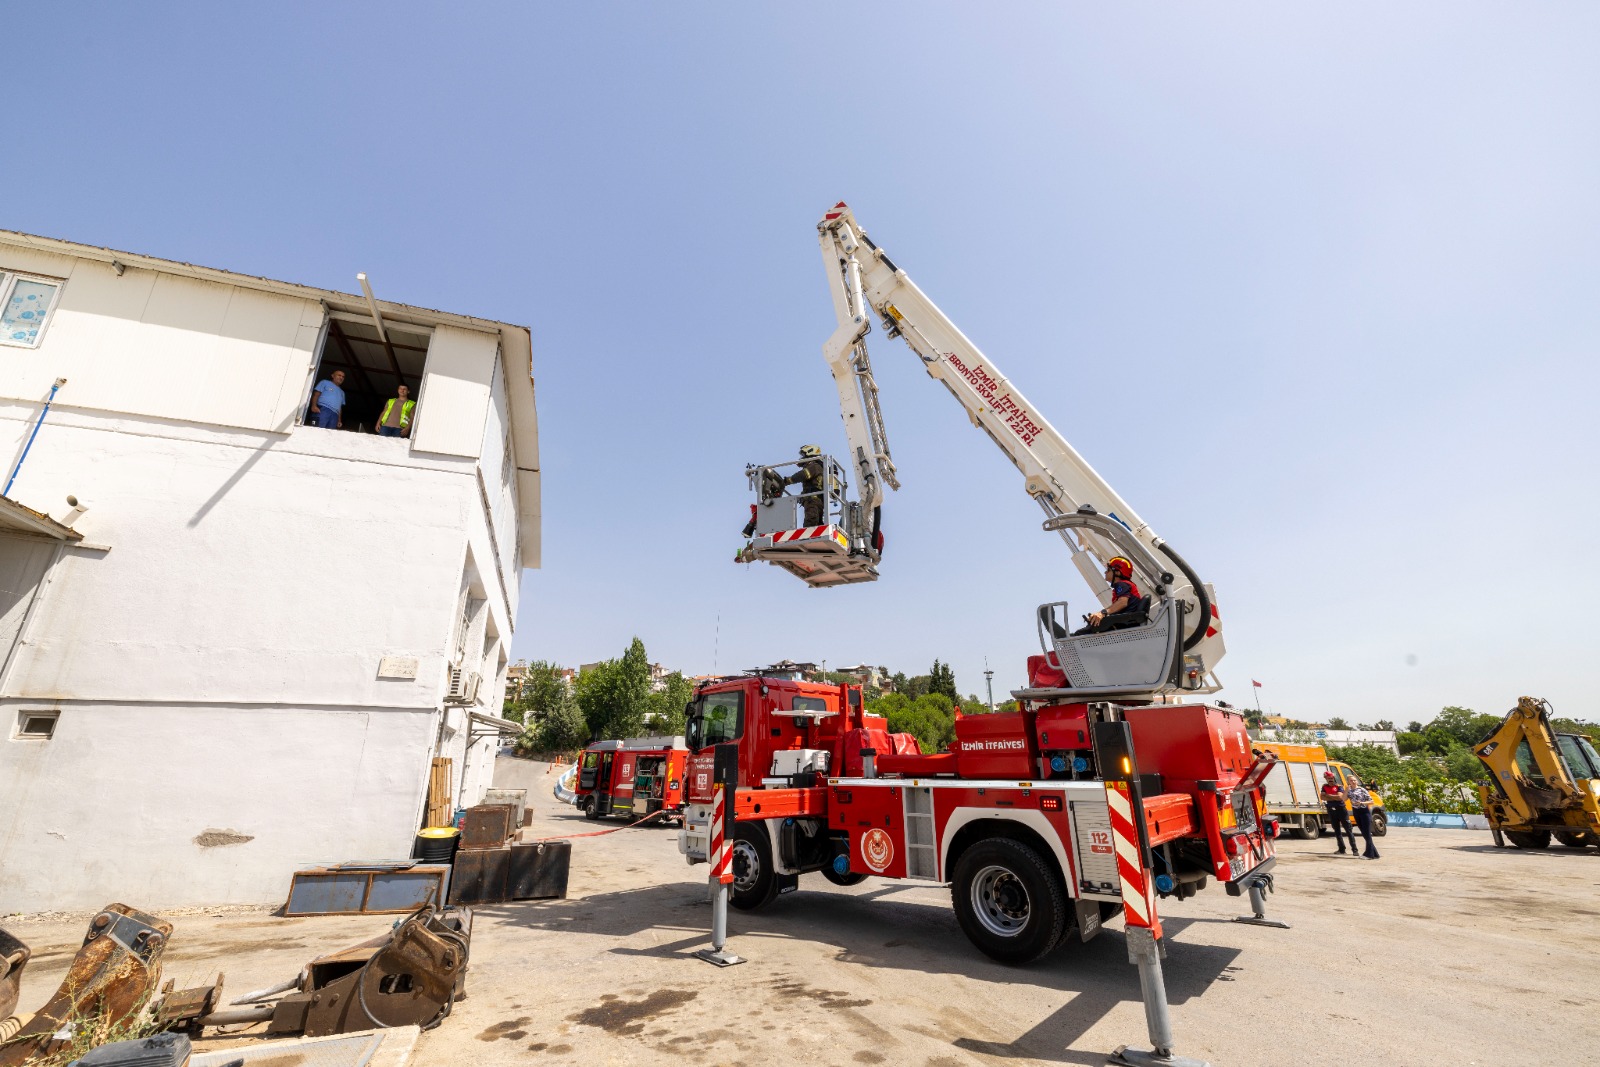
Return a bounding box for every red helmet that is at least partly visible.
[1106,557,1134,580]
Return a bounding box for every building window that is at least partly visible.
[0,273,63,349]
[14,709,58,739]
[305,316,431,435]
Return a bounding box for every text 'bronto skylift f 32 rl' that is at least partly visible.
[693,204,1279,965]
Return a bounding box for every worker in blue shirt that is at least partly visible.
[310,370,346,430]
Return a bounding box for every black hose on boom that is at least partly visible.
[1157,543,1211,651]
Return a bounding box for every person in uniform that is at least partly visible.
[1320,771,1361,855]
[1074,557,1143,634]
[786,444,827,527]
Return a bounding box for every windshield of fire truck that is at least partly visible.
[687,690,744,752]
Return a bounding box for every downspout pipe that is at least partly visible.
[5,378,66,498]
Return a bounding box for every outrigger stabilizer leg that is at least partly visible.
[1110,927,1213,1067]
[1232,872,1290,930]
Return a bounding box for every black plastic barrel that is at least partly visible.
[413,827,460,864]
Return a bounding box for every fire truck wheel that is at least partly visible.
[730,824,779,910]
[821,867,868,887]
[1505,829,1551,850]
[951,838,1066,965]
[582,796,600,820]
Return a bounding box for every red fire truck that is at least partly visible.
[678,671,1276,963]
[575,737,689,824]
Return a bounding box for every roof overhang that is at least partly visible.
[469,711,523,737]
[0,495,83,542]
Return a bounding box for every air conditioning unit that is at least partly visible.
[445,667,482,705]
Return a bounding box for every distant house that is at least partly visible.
[757,660,818,681]
[0,229,540,912]
[836,663,891,689]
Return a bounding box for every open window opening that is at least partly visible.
[306,316,431,436]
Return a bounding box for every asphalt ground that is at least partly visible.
[8,758,1598,1066]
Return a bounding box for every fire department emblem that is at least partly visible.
[861,828,894,872]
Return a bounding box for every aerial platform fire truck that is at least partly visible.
[685,205,1279,964]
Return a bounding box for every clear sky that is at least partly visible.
[11,5,1598,724]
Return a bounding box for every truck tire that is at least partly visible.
[1294,818,1321,840]
[582,796,600,820]
[1553,831,1594,848]
[1370,810,1387,837]
[1505,829,1551,850]
[730,824,779,910]
[950,838,1066,965]
[821,867,868,887]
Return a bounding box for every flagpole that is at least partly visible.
[1252,683,1262,715]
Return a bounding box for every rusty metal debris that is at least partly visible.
[198,904,472,1038]
[0,927,28,1024]
[153,973,224,1034]
[0,904,171,1067]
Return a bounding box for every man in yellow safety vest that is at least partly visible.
[378,385,415,438]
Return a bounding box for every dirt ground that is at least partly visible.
[9,758,1599,1066]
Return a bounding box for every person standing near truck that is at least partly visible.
[1320,771,1360,855]
[1346,775,1381,860]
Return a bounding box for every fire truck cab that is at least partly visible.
[678,671,1278,964]
[576,736,688,824]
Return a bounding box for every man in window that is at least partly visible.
[378,384,415,438]
[310,370,346,430]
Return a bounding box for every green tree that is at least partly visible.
[928,660,958,702]
[646,671,695,735]
[576,637,653,740]
[521,699,588,755]
[1326,716,1350,730]
[1326,743,1406,784]
[1396,731,1428,755]
[1444,744,1485,782]
[1429,706,1501,748]
[505,660,574,725]
[881,693,957,753]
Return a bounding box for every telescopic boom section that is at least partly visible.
[817,202,1224,683]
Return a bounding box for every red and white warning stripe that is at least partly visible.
[769,525,840,544]
[708,785,733,885]
[1105,781,1160,935]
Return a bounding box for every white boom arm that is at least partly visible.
[818,202,1224,677]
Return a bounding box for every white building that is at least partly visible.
[1253,728,1400,755]
[0,231,539,912]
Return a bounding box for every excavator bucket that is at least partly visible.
[736,455,880,587]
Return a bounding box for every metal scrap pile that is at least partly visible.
[0,901,471,1065]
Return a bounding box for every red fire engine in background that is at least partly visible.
[575,737,688,824]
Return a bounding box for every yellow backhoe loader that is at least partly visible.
[1474,696,1600,849]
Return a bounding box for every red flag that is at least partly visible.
[1252,679,1263,688]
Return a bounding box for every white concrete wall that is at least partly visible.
[0,246,321,434]
[0,411,474,707]
[0,701,435,911]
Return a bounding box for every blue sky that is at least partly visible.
[12,5,1599,724]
